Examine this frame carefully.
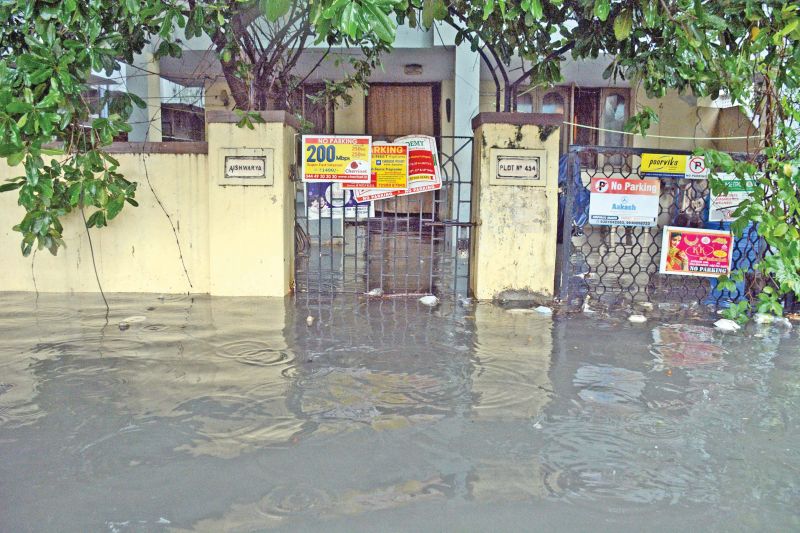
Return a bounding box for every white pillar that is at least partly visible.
[453,42,481,222]
[126,52,163,142]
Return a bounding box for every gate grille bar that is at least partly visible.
[557,145,765,310]
[294,136,474,300]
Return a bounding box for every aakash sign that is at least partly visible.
[589,177,660,227]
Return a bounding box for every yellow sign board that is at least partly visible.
[641,153,709,179]
[372,144,409,189]
[301,135,372,183]
[342,144,408,190]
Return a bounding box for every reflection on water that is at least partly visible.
[0,292,798,531]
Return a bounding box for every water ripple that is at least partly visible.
[215,340,295,367]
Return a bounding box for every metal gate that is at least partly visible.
[294,136,474,299]
[557,145,765,310]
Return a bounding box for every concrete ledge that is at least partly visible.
[206,110,301,130]
[105,142,208,154]
[471,112,563,130]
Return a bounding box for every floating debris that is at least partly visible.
[534,306,553,315]
[714,319,741,332]
[754,313,776,324]
[458,297,474,306]
[122,315,147,323]
[118,322,130,331]
[306,316,315,327]
[419,295,439,307]
[365,287,383,297]
[628,314,647,324]
[506,308,535,315]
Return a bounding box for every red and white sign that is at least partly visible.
[686,156,709,179]
[589,177,660,227]
[354,135,442,202]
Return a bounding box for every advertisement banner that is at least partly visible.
[305,182,373,220]
[708,173,757,222]
[588,177,660,227]
[342,144,408,189]
[659,226,734,277]
[354,135,442,203]
[641,153,709,180]
[301,135,372,183]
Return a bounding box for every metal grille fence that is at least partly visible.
[294,136,474,299]
[557,145,765,310]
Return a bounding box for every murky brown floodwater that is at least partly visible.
[0,292,798,532]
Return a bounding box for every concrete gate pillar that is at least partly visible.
[206,111,299,296]
[470,113,562,301]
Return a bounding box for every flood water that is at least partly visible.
[0,292,798,532]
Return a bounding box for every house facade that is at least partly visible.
[122,21,755,156]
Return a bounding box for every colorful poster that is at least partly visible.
[708,173,756,222]
[342,144,408,189]
[354,135,442,203]
[641,153,709,180]
[301,135,371,183]
[659,226,734,277]
[588,177,660,227]
[305,182,373,220]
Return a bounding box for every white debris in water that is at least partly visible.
[122,315,147,323]
[754,313,775,324]
[118,322,130,331]
[419,295,439,307]
[365,287,383,297]
[714,318,741,332]
[506,308,535,314]
[582,296,596,314]
[306,315,315,326]
[628,314,647,324]
[458,297,473,306]
[157,518,171,525]
[534,306,553,315]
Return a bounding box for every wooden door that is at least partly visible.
[367,85,435,137]
[367,84,438,215]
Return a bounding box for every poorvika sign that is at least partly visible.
[641,153,709,180]
[588,177,660,227]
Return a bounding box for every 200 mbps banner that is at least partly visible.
[301,135,372,183]
[354,135,442,203]
[659,226,734,277]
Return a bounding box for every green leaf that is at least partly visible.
[7,152,25,167]
[422,0,435,27]
[594,0,610,22]
[364,8,396,43]
[260,0,291,22]
[106,196,125,219]
[483,0,494,21]
[614,9,633,40]
[340,2,359,37]
[774,222,789,237]
[0,181,22,193]
[6,101,33,114]
[529,0,543,20]
[643,0,658,28]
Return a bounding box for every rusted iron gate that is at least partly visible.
[557,145,765,310]
[294,136,474,299]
